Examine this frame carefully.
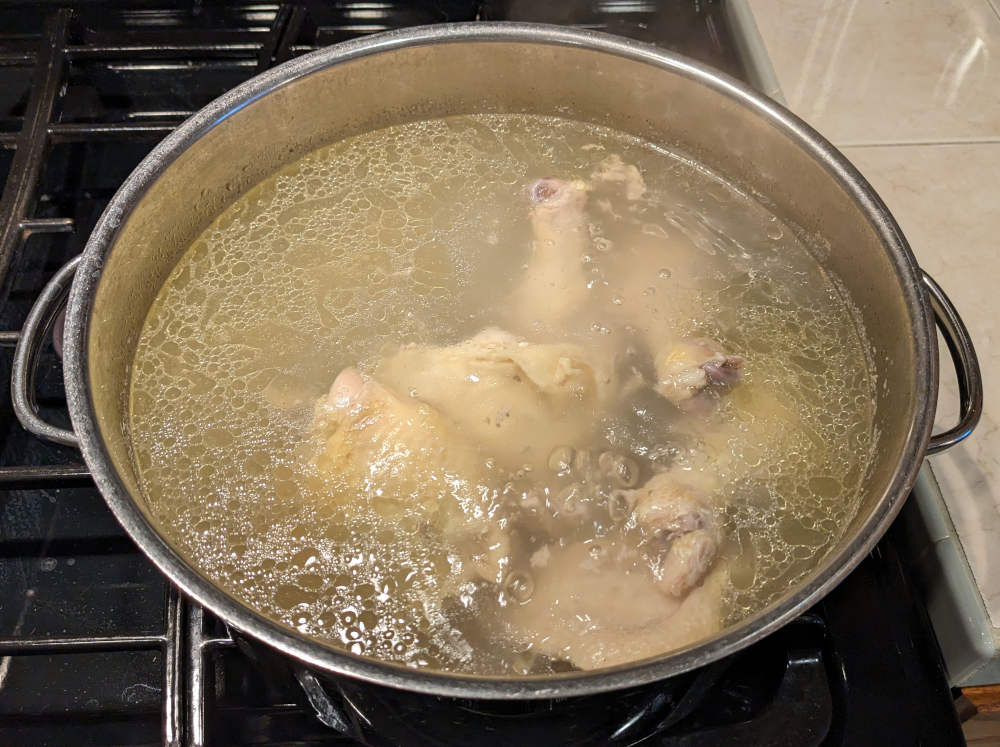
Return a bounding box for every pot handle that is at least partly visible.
[923,270,983,454]
[12,255,81,448]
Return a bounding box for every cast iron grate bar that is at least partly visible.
[65,41,266,59]
[0,464,92,488]
[19,217,75,233]
[187,603,237,747]
[0,121,189,147]
[164,590,184,747]
[0,588,186,745]
[0,633,165,654]
[0,9,70,311]
[256,3,309,71]
[47,120,186,142]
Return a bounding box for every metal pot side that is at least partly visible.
[62,24,936,699]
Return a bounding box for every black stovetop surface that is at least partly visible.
[0,2,965,745]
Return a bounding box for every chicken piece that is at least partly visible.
[653,338,743,410]
[591,154,646,201]
[312,367,508,575]
[511,163,744,412]
[502,469,724,670]
[587,157,746,408]
[507,178,591,332]
[627,471,720,597]
[374,327,618,472]
[503,539,726,670]
[313,367,481,517]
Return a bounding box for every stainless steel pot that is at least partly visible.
[12,23,982,706]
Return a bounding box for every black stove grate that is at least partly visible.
[0,4,963,746]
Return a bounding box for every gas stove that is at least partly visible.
[0,3,966,745]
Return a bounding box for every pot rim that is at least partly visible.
[62,22,936,700]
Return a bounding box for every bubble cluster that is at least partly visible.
[129,113,877,675]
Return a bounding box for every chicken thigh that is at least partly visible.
[503,539,726,670]
[591,157,745,407]
[311,326,625,583]
[311,366,509,577]
[502,466,723,670]
[374,327,619,472]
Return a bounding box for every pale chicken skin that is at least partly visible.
[309,154,743,672]
[504,540,726,670]
[591,153,647,200]
[373,327,619,471]
[627,471,721,597]
[500,468,723,670]
[654,338,744,410]
[507,178,592,333]
[312,366,511,579]
[507,157,743,409]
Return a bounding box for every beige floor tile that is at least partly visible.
[840,142,1000,623]
[748,0,1000,144]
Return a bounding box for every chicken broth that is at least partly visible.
[129,113,876,674]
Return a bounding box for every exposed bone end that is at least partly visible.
[528,177,590,209]
[654,338,744,407]
[702,355,744,388]
[326,366,365,408]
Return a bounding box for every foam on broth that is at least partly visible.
[129,114,876,674]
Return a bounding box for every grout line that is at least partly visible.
[988,0,1000,24]
[742,0,1000,150]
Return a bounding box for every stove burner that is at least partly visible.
[0,3,963,745]
[285,615,833,746]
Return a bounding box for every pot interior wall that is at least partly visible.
[87,39,924,626]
